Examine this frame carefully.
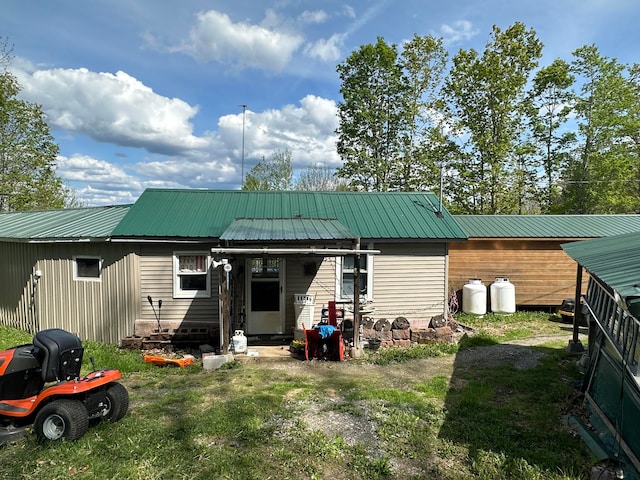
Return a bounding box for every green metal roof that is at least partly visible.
[562,231,640,299]
[220,218,358,241]
[112,189,466,241]
[455,214,640,239]
[0,205,131,242]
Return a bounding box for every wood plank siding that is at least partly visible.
[448,239,587,308]
[0,242,140,344]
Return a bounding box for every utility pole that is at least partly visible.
[240,104,247,186]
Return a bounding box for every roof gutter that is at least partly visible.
[210,247,380,256]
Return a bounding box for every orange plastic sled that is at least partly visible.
[143,355,194,367]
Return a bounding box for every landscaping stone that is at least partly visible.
[392,329,410,340]
[373,318,391,331]
[391,316,410,330]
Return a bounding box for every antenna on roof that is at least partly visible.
[438,160,444,216]
[240,104,247,187]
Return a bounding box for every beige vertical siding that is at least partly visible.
[0,241,140,344]
[137,244,219,337]
[0,242,40,333]
[372,243,447,327]
[282,243,448,331]
[284,255,337,333]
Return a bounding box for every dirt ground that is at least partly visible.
[268,333,575,465]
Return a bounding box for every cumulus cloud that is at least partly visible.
[303,33,345,62]
[135,157,237,188]
[52,92,339,205]
[173,10,304,72]
[57,154,146,205]
[12,58,340,205]
[440,20,479,45]
[15,67,208,156]
[217,94,340,169]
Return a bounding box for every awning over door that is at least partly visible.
[220,218,358,242]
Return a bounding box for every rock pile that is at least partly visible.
[362,314,463,348]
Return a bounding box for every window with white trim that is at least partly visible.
[336,252,373,302]
[173,252,211,298]
[73,256,102,281]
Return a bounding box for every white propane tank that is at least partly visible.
[462,279,487,315]
[232,330,248,353]
[490,277,516,314]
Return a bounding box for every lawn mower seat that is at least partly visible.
[33,329,84,382]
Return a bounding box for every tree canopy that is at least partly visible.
[334,25,640,214]
[0,38,71,212]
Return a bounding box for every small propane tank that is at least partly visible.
[232,330,247,353]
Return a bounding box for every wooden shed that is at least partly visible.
[449,215,640,310]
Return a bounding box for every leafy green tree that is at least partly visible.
[0,39,68,212]
[444,22,543,214]
[336,37,406,191]
[394,34,448,191]
[527,59,576,212]
[560,45,638,213]
[624,63,640,210]
[336,35,449,192]
[242,149,293,190]
[294,165,347,191]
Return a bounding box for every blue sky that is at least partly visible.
[3,0,640,206]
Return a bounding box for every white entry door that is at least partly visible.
[246,258,284,335]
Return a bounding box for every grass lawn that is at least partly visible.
[0,312,593,479]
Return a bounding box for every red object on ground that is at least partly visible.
[303,328,344,361]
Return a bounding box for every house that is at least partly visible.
[449,215,640,310]
[562,232,640,478]
[0,205,134,343]
[0,189,467,348]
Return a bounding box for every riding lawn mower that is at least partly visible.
[0,328,128,444]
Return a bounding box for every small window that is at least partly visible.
[337,251,373,302]
[173,252,211,298]
[74,256,102,281]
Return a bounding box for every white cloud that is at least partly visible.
[440,20,479,45]
[174,10,304,72]
[57,154,145,205]
[57,154,139,187]
[16,67,208,156]
[342,5,356,19]
[135,158,237,188]
[303,33,345,62]
[299,10,328,24]
[217,94,340,169]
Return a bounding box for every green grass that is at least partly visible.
[455,310,570,341]
[0,313,593,479]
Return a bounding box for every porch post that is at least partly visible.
[568,263,585,353]
[220,267,230,354]
[353,238,361,352]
